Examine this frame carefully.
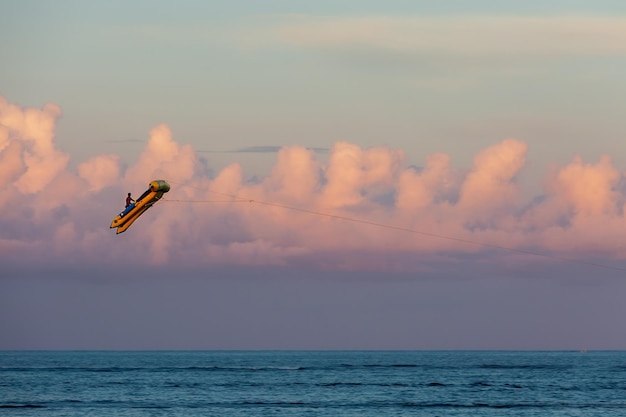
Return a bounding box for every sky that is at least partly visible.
[1,0,626,350]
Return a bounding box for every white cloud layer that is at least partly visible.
[1,96,625,271]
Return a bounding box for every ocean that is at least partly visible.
[1,351,625,416]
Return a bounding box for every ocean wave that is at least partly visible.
[0,404,45,409]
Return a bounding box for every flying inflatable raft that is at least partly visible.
[110,180,170,234]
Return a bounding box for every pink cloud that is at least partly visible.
[125,124,200,185]
[265,146,320,204]
[0,141,25,188]
[78,154,122,192]
[0,97,67,194]
[549,155,621,218]
[1,96,625,270]
[458,138,527,218]
[320,142,403,209]
[526,155,626,257]
[396,152,453,211]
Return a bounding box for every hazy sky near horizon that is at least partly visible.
[2,0,626,350]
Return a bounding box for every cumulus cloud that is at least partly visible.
[125,124,202,185]
[78,154,122,192]
[0,97,67,194]
[457,139,527,222]
[2,96,626,271]
[396,152,454,211]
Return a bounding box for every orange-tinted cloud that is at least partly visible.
[2,96,625,270]
[78,154,122,192]
[0,97,67,194]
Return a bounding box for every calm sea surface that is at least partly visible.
[1,351,625,416]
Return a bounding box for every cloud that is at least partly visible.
[126,14,626,58]
[233,14,626,91]
[125,124,203,185]
[246,15,626,58]
[457,139,527,222]
[78,154,122,192]
[2,96,626,271]
[0,97,67,194]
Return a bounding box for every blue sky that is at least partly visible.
[2,1,626,350]
[3,0,626,174]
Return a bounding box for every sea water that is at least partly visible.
[1,351,625,416]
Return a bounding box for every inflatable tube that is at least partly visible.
[110,180,170,234]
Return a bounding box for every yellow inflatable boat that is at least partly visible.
[110,180,170,234]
